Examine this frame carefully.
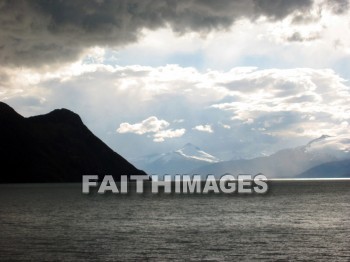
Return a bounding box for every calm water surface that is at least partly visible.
[0,181,349,261]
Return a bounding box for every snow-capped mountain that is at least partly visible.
[176,143,220,163]
[131,143,220,175]
[191,135,350,178]
[304,134,350,160]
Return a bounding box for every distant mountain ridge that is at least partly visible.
[297,159,350,178]
[132,143,220,175]
[0,102,148,183]
[191,135,350,178]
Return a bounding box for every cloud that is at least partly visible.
[110,5,350,73]
[116,116,185,142]
[193,125,214,133]
[153,128,186,142]
[219,122,231,129]
[326,0,349,14]
[211,68,350,137]
[0,0,318,67]
[173,119,185,123]
[117,116,169,135]
[3,61,349,140]
[0,0,349,162]
[285,31,321,42]
[2,60,350,159]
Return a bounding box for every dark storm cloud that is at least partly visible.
[0,0,319,67]
[252,0,312,19]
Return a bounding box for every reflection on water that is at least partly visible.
[0,181,349,261]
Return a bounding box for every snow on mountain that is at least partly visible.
[175,143,220,163]
[131,135,350,178]
[191,135,350,178]
[304,134,350,159]
[131,143,220,175]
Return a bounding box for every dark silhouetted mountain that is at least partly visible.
[297,159,350,178]
[0,102,148,183]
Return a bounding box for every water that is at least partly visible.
[0,181,349,261]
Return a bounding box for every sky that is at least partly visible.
[0,0,350,160]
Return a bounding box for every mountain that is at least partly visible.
[192,135,350,178]
[131,143,220,175]
[0,102,148,183]
[297,159,350,178]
